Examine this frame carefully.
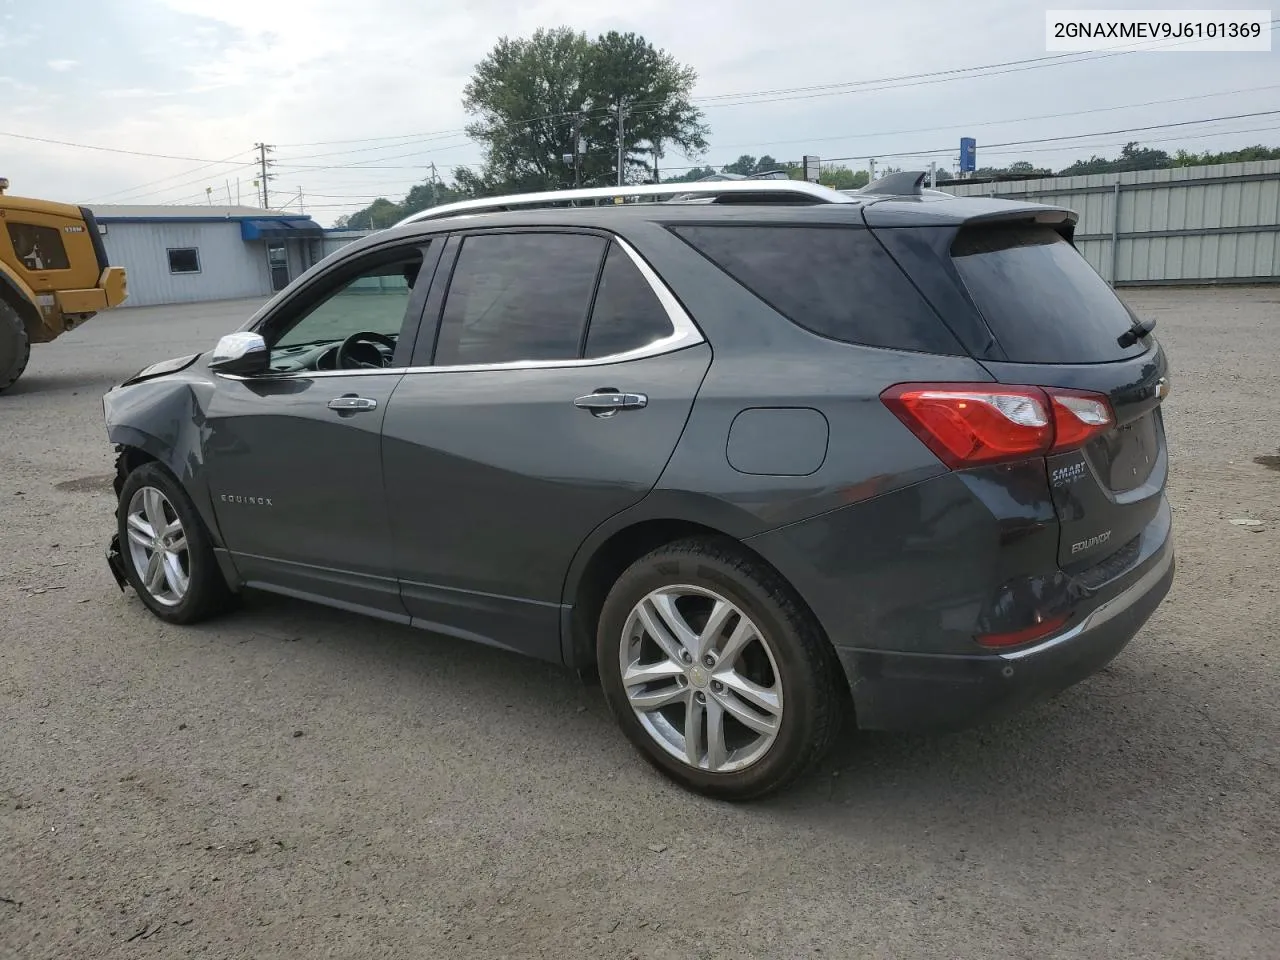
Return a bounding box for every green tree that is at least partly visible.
[335,178,471,230]
[1172,144,1280,166]
[663,164,719,182]
[462,27,708,192]
[973,161,1054,178]
[819,165,868,190]
[334,197,403,230]
[400,180,467,217]
[1058,142,1172,176]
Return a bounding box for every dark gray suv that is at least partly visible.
[102,175,1174,800]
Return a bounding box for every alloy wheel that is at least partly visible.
[124,486,190,607]
[619,585,784,773]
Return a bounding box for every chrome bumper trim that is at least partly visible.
[999,547,1174,662]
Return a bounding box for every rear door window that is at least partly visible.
[669,224,962,355]
[950,223,1146,364]
[434,232,606,366]
[583,242,674,358]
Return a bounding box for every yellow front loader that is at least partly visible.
[0,177,128,392]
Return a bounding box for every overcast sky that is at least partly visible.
[2,0,1276,225]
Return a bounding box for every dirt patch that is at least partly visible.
[1254,454,1280,471]
[53,474,115,493]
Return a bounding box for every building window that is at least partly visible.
[168,247,201,274]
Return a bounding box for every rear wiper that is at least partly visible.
[1116,316,1157,348]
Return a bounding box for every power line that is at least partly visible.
[272,26,1275,160]
[98,160,260,205]
[711,83,1280,153]
[822,109,1280,163]
[83,151,256,203]
[649,117,1280,175]
[0,129,251,164]
[874,122,1280,164]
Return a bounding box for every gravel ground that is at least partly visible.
[2,288,1278,960]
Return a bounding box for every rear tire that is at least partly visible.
[117,462,234,625]
[0,298,31,393]
[597,537,843,801]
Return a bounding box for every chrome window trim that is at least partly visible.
[214,235,703,382]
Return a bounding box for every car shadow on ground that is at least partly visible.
[179,589,1249,843]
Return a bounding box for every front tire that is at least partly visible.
[117,462,233,624]
[597,538,843,801]
[0,298,31,393]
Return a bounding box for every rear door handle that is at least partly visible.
[573,391,648,417]
[327,396,378,412]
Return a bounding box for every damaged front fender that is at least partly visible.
[102,364,223,548]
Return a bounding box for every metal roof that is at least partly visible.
[88,204,309,222]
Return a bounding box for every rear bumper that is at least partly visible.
[843,541,1175,731]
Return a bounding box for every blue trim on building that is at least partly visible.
[240,218,324,240]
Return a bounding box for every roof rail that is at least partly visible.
[393,180,856,228]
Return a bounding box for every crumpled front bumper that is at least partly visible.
[106,533,128,591]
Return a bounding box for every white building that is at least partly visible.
[87,205,329,307]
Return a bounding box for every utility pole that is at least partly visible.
[254,142,275,208]
[928,161,936,188]
[869,158,876,183]
[429,162,439,185]
[615,100,628,187]
[571,113,584,189]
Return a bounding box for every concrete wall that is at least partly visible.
[938,160,1280,285]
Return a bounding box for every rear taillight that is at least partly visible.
[1048,390,1112,451]
[881,382,1114,469]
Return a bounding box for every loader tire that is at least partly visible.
[0,298,31,393]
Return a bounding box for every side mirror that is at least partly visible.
[208,331,268,377]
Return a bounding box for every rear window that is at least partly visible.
[669,224,962,355]
[951,223,1145,364]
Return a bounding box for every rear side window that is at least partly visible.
[7,223,71,271]
[584,242,674,358]
[434,232,605,366]
[951,224,1145,364]
[669,224,961,354]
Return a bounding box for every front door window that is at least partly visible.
[264,250,425,373]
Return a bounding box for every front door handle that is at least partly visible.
[573,391,648,418]
[327,395,378,412]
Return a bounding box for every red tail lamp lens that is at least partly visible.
[975,613,1070,649]
[881,383,1115,469]
[1050,391,1115,451]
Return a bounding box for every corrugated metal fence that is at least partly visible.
[938,160,1280,285]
